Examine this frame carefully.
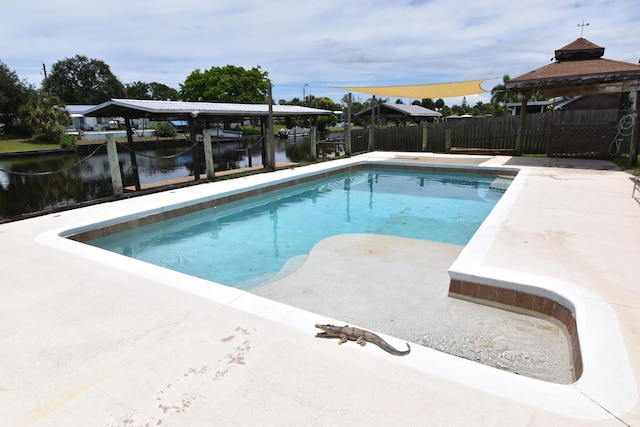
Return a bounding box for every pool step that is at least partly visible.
[490,175,514,191]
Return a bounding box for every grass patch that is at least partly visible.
[0,136,61,153]
[613,154,640,175]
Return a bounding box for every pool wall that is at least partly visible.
[448,279,582,380]
[65,161,517,243]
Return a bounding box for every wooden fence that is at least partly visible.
[349,109,622,159]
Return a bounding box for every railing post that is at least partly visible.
[189,118,201,181]
[368,95,376,151]
[202,128,215,180]
[628,90,639,168]
[246,137,253,167]
[125,119,141,191]
[345,93,352,156]
[421,123,428,151]
[515,93,530,155]
[266,84,276,170]
[445,128,452,153]
[310,118,317,161]
[106,134,123,196]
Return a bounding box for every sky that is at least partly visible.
[2,0,639,107]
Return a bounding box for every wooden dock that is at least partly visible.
[124,162,297,192]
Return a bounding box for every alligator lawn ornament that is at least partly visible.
[315,324,411,356]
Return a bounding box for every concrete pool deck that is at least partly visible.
[1,152,639,425]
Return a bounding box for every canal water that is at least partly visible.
[0,137,311,220]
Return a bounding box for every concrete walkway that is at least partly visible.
[1,152,639,426]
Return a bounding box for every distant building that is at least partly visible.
[66,105,151,131]
[356,103,442,125]
[506,94,621,116]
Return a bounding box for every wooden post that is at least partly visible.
[260,119,267,168]
[345,93,352,156]
[266,84,276,170]
[628,91,639,168]
[310,117,317,161]
[445,129,452,153]
[202,128,215,180]
[246,136,253,167]
[368,95,376,151]
[515,93,530,155]
[421,122,428,151]
[189,118,201,181]
[125,118,141,191]
[106,133,123,196]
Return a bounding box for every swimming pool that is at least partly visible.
[34,154,636,418]
[87,166,512,289]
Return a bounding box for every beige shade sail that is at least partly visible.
[334,79,489,99]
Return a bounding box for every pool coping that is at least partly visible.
[34,152,637,421]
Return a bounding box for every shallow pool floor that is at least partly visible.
[251,234,573,384]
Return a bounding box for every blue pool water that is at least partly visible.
[88,167,510,289]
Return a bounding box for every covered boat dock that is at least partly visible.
[83,99,333,190]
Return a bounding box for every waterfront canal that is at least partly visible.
[0,138,311,220]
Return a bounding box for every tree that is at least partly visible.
[490,74,518,107]
[420,98,435,110]
[179,65,270,103]
[0,61,34,130]
[435,98,445,110]
[125,81,179,100]
[42,55,125,104]
[341,93,367,126]
[304,95,340,112]
[19,92,70,142]
[280,95,340,131]
[154,121,177,137]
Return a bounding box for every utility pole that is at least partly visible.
[41,62,47,78]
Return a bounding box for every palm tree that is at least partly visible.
[490,74,518,106]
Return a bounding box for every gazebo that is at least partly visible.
[505,38,640,165]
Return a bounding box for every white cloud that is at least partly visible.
[2,0,639,105]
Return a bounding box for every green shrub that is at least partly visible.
[8,122,34,137]
[60,132,78,149]
[33,125,64,144]
[154,121,177,137]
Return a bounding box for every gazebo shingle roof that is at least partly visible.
[555,37,604,59]
[506,38,640,96]
[509,57,640,83]
[559,37,601,50]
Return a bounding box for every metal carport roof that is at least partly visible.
[355,103,442,118]
[83,99,333,120]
